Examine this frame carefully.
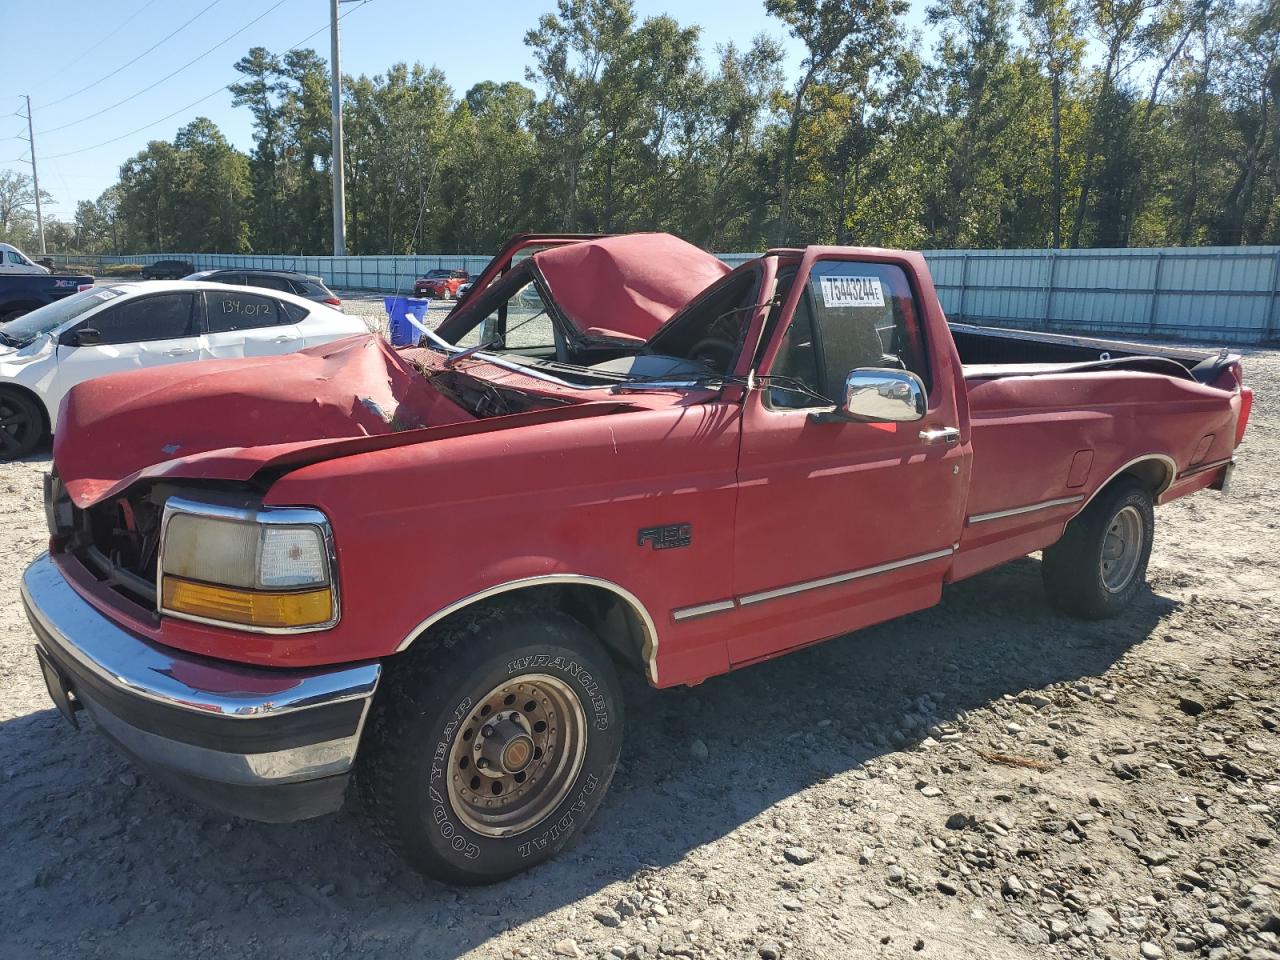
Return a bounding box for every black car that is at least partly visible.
[140,259,195,280]
[183,269,341,308]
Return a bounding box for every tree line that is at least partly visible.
[5,0,1280,257]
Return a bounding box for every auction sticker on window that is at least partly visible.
[820,275,885,308]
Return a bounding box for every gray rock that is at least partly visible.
[1002,875,1025,898]
[864,893,893,910]
[1084,907,1114,938]
[1203,922,1228,943]
[593,908,622,928]
[1141,943,1165,959]
[553,938,581,958]
[783,846,816,866]
[1014,921,1049,946]
[887,865,906,884]
[689,739,709,761]
[936,879,958,896]
[758,945,782,960]
[1019,693,1052,710]
[945,812,970,830]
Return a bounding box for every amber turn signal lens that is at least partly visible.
[161,577,333,629]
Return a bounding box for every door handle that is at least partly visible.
[919,426,961,444]
[272,335,299,343]
[164,347,196,357]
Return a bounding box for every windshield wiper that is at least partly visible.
[444,339,499,368]
[0,331,21,347]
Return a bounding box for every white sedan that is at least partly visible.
[0,280,369,458]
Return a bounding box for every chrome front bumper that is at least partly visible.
[22,553,381,821]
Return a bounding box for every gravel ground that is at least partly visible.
[0,341,1277,960]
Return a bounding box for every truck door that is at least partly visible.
[729,251,971,666]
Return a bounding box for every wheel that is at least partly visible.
[357,603,624,884]
[0,390,46,460]
[1042,478,1154,619]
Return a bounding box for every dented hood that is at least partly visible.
[55,335,475,508]
[531,233,730,342]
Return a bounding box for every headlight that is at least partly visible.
[158,499,337,631]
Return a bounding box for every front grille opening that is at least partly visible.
[72,492,162,610]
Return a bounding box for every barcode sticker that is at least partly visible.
[820,275,885,308]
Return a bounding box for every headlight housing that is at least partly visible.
[158,498,338,632]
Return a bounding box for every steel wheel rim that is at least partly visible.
[445,673,587,838]
[1101,504,1143,592]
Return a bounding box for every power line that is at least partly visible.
[30,0,163,89]
[39,0,225,110]
[42,2,372,161]
[41,0,294,135]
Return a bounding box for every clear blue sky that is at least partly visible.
[0,0,929,221]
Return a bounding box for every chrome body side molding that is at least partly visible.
[671,599,736,621]
[967,495,1084,525]
[737,548,955,607]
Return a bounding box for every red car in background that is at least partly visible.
[413,268,470,299]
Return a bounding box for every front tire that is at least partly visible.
[1042,478,1154,619]
[357,604,624,884]
[0,389,46,460]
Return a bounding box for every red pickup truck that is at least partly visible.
[24,233,1251,884]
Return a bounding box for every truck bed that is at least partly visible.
[950,322,1238,384]
[951,322,1243,581]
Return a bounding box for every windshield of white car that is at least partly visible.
[0,287,124,346]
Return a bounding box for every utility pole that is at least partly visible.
[329,0,347,256]
[22,95,46,255]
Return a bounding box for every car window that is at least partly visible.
[84,293,197,345]
[766,261,928,408]
[280,301,310,324]
[7,251,32,265]
[249,274,293,292]
[474,281,555,351]
[204,289,289,332]
[212,272,246,285]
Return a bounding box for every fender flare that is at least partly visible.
[1072,453,1177,518]
[395,574,661,685]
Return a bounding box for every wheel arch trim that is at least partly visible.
[1073,453,1176,518]
[394,575,661,685]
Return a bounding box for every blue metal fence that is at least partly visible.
[51,244,1280,345]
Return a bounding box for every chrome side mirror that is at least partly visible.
[841,368,926,422]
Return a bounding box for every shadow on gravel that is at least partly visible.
[0,555,1177,957]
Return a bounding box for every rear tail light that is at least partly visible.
[324,297,341,307]
[77,283,93,292]
[1235,387,1253,447]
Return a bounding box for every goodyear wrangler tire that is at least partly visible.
[358,604,624,884]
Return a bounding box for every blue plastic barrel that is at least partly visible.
[384,296,432,347]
